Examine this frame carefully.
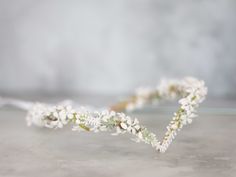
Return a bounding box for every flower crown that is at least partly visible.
[0,77,207,153]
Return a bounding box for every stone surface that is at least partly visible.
[0,99,236,177]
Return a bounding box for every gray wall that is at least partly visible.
[0,0,236,97]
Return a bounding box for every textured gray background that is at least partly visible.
[0,0,236,97]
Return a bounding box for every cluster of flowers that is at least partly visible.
[159,78,207,152]
[122,77,207,152]
[26,104,161,150]
[26,77,207,153]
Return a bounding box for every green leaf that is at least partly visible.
[79,124,90,131]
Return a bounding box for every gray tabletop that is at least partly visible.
[0,98,236,177]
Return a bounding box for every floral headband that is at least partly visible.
[0,77,207,153]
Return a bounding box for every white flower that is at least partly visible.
[120,122,128,129]
[59,110,67,124]
[26,103,47,127]
[65,105,75,120]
